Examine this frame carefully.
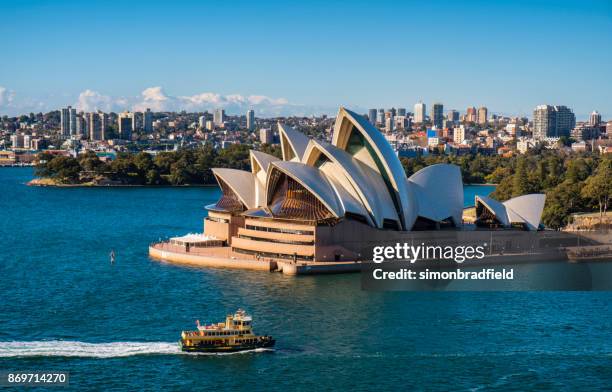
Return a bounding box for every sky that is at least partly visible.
[0,0,611,119]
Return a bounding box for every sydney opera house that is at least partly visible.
[197,107,546,264]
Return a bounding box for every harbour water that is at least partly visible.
[1,168,610,390]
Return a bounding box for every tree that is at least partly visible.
[194,145,218,184]
[491,176,513,201]
[154,152,174,175]
[34,152,56,178]
[169,160,189,185]
[109,154,138,183]
[46,156,81,183]
[485,166,510,185]
[512,157,530,197]
[581,158,611,225]
[133,152,154,181]
[146,169,162,185]
[78,151,105,173]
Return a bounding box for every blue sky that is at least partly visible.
[0,0,610,118]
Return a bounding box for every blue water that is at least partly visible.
[0,168,610,391]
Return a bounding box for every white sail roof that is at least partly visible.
[408,164,464,226]
[503,194,546,230]
[475,194,546,230]
[331,107,417,230]
[266,161,342,217]
[212,168,257,210]
[250,150,279,175]
[302,139,399,228]
[475,195,510,226]
[250,150,280,207]
[278,123,309,162]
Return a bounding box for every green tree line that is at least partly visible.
[36,146,609,229]
[35,144,282,186]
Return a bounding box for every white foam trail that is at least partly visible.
[0,341,180,358]
[0,341,273,358]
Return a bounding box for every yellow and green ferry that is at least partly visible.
[179,309,275,353]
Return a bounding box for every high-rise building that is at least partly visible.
[447,110,459,123]
[554,106,576,137]
[589,110,601,126]
[477,107,488,125]
[88,112,102,140]
[247,109,255,131]
[144,108,153,132]
[466,107,477,123]
[385,117,394,133]
[60,107,70,136]
[260,128,273,144]
[453,125,466,144]
[431,103,443,129]
[118,111,133,140]
[214,108,225,126]
[10,134,24,149]
[414,102,426,124]
[198,115,206,129]
[397,108,407,117]
[60,106,77,136]
[533,105,576,139]
[533,105,555,140]
[395,116,409,130]
[23,135,32,149]
[99,112,108,140]
[377,109,385,125]
[75,114,87,136]
[132,111,143,132]
[368,109,378,126]
[69,107,77,135]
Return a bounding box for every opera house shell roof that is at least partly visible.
[475,194,546,230]
[210,107,544,231]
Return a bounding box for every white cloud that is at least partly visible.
[76,89,115,112]
[0,86,15,107]
[127,86,310,116]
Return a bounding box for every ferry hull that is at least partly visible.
[179,339,275,353]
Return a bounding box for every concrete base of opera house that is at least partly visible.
[148,242,364,275]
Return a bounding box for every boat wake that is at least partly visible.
[0,341,273,358]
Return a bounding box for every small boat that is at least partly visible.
[179,309,275,353]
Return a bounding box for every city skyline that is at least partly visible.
[1,0,611,118]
